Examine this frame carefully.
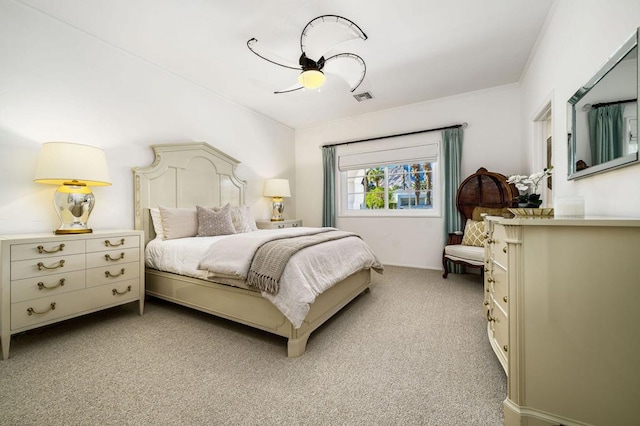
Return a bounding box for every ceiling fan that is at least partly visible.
[247,15,368,94]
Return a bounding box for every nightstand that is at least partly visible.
[256,219,303,229]
[0,230,145,359]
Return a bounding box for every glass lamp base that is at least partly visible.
[53,184,95,234]
[271,197,285,221]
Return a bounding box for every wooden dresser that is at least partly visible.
[0,230,145,359]
[484,216,640,426]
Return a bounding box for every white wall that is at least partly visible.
[520,0,640,217]
[295,85,522,269]
[0,1,295,236]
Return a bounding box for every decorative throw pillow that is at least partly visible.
[232,205,258,232]
[196,205,236,237]
[244,205,258,231]
[461,219,486,247]
[230,205,253,233]
[149,208,165,240]
[158,206,198,240]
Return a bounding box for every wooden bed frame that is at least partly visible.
[133,142,372,357]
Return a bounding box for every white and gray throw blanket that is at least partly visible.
[198,227,383,328]
[247,229,358,294]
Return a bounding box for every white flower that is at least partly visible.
[508,166,553,195]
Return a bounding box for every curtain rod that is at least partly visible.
[321,122,468,148]
[590,98,637,109]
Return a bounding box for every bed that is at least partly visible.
[133,142,382,357]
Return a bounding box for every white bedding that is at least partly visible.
[145,228,383,328]
[145,235,231,280]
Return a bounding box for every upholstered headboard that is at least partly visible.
[133,142,246,245]
[455,167,517,221]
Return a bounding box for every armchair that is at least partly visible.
[442,168,517,278]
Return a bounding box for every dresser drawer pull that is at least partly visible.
[503,247,507,254]
[37,278,66,290]
[105,252,125,261]
[487,277,495,283]
[105,238,125,247]
[37,260,65,270]
[503,296,508,303]
[486,310,495,322]
[503,345,508,352]
[37,244,65,254]
[112,285,132,296]
[27,302,56,316]
[292,223,299,227]
[487,238,496,244]
[105,268,125,278]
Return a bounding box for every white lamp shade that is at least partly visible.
[34,142,111,186]
[264,178,291,197]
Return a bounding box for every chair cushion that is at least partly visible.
[444,244,485,264]
[461,219,486,247]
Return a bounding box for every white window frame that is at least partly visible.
[336,132,442,218]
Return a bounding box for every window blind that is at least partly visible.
[336,133,440,171]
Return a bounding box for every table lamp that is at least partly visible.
[264,178,291,221]
[34,142,111,234]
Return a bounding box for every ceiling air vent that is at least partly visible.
[353,91,374,102]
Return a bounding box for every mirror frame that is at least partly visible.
[568,28,639,180]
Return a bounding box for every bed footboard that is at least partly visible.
[145,268,372,357]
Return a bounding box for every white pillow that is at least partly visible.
[158,206,198,240]
[149,208,165,240]
[230,205,258,233]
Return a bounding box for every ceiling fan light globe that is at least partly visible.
[298,70,326,89]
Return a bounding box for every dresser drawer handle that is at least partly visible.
[27,302,56,316]
[503,247,507,254]
[37,278,66,290]
[37,244,65,254]
[105,238,125,247]
[105,252,125,261]
[292,223,299,227]
[487,278,495,283]
[105,268,125,278]
[112,285,132,296]
[486,309,495,322]
[37,260,65,270]
[503,345,508,352]
[503,296,508,303]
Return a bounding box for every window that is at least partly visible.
[336,133,441,217]
[345,162,435,210]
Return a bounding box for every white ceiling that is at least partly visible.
[21,0,554,129]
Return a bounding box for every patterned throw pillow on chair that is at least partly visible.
[461,219,486,247]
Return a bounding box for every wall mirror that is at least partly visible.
[568,28,638,180]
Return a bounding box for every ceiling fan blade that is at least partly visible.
[274,82,304,94]
[247,38,301,70]
[323,53,366,92]
[300,15,368,61]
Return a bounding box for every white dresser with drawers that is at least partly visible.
[483,216,640,426]
[0,230,145,359]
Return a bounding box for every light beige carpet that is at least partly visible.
[0,266,506,425]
